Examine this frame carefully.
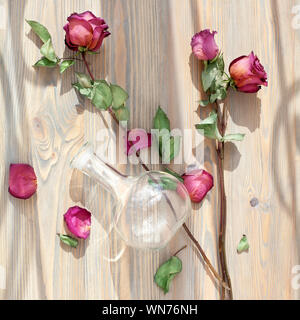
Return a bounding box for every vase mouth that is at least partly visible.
[70,141,93,170]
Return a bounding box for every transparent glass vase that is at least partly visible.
[70,142,191,250]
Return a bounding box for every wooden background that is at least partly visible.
[0,0,299,300]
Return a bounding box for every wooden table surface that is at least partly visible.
[0,0,299,300]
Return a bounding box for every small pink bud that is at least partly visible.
[64,206,91,239]
[9,164,37,199]
[182,169,213,203]
[191,29,219,61]
[126,129,152,156]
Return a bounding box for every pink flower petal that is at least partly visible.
[9,164,37,199]
[68,17,93,47]
[64,206,91,239]
[63,23,78,51]
[191,29,219,61]
[68,11,96,22]
[182,169,213,203]
[126,129,152,156]
[229,52,267,93]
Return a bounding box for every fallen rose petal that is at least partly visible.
[8,164,37,199]
[64,206,91,239]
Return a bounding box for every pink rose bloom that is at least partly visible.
[126,129,152,156]
[229,51,268,93]
[191,29,219,61]
[64,11,110,52]
[64,206,91,239]
[182,169,213,203]
[9,164,37,199]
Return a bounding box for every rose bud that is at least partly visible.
[8,164,37,199]
[229,51,268,93]
[126,129,152,156]
[64,11,110,52]
[182,169,213,203]
[64,206,91,239]
[191,29,219,61]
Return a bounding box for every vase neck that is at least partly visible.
[70,143,128,197]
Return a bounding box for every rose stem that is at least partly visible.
[81,52,95,81]
[81,54,227,291]
[172,245,187,257]
[215,100,233,299]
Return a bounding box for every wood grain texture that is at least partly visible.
[0,0,298,299]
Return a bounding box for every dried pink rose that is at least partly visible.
[191,29,219,61]
[64,206,91,239]
[229,51,268,93]
[182,169,213,203]
[8,164,37,199]
[64,11,110,52]
[126,129,152,156]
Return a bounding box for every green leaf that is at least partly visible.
[216,53,225,72]
[34,57,57,68]
[195,110,223,141]
[222,133,245,142]
[163,168,184,182]
[73,83,93,99]
[60,59,75,74]
[154,256,182,294]
[114,106,130,121]
[26,19,51,43]
[153,107,170,132]
[91,81,112,110]
[110,84,129,110]
[161,136,181,163]
[40,38,57,63]
[75,72,92,88]
[148,177,178,191]
[59,234,78,248]
[201,61,219,92]
[199,100,210,107]
[237,235,249,253]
